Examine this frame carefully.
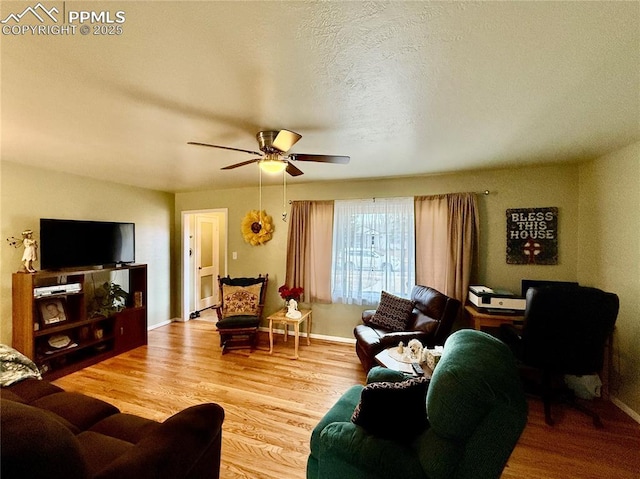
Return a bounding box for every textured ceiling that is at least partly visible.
[1,1,638,192]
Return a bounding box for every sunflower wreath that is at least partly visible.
[241,210,274,245]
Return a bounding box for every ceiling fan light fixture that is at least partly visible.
[260,158,287,174]
[189,129,349,177]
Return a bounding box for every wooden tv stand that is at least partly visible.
[12,264,147,380]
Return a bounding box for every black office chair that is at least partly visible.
[213,274,268,353]
[501,285,618,428]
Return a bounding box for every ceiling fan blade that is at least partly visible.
[289,153,350,164]
[221,158,261,170]
[272,129,302,153]
[286,162,304,177]
[188,141,262,156]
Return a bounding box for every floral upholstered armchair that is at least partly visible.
[214,274,268,353]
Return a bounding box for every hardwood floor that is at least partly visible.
[54,321,640,479]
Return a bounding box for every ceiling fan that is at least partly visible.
[188,129,349,176]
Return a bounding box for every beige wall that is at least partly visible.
[0,161,175,344]
[577,142,640,417]
[175,163,581,338]
[176,157,640,418]
[3,151,637,419]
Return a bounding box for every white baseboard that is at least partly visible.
[148,319,172,330]
[257,326,356,344]
[309,332,356,344]
[176,321,355,344]
[611,396,640,424]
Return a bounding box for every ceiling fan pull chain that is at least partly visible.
[282,171,287,222]
[259,166,263,225]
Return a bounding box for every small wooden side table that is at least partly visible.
[268,308,312,359]
[464,304,524,331]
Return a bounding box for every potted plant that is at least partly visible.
[89,282,128,318]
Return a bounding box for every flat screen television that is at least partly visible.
[40,218,135,270]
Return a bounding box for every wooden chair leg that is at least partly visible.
[219,333,228,354]
[216,327,259,353]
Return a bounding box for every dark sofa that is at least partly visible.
[1,377,224,479]
[354,285,461,372]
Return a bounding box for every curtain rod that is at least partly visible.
[288,190,490,204]
[438,190,491,196]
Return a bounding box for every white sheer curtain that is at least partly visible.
[331,197,415,305]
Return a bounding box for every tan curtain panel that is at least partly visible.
[414,193,479,302]
[285,200,334,303]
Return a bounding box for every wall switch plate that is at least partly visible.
[232,252,237,260]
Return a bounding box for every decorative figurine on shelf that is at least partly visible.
[7,230,38,273]
[407,339,424,362]
[279,284,304,319]
[21,230,38,273]
[286,298,302,319]
[397,341,405,354]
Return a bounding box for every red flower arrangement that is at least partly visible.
[278,284,304,302]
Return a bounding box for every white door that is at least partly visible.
[195,215,219,311]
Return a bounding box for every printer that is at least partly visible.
[468,285,526,314]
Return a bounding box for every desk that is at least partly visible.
[464,304,523,331]
[268,308,312,359]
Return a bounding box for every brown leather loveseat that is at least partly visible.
[354,285,461,371]
[1,377,224,479]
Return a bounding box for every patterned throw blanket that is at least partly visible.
[0,344,42,387]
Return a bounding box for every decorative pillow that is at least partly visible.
[0,344,42,387]
[369,291,415,331]
[222,284,262,317]
[351,376,430,440]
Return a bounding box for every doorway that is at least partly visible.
[181,209,228,321]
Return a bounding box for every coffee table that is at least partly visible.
[267,308,312,359]
[374,348,433,378]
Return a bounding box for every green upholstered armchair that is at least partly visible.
[307,330,528,479]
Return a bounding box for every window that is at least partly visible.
[331,197,415,305]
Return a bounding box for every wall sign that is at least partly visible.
[506,207,558,265]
